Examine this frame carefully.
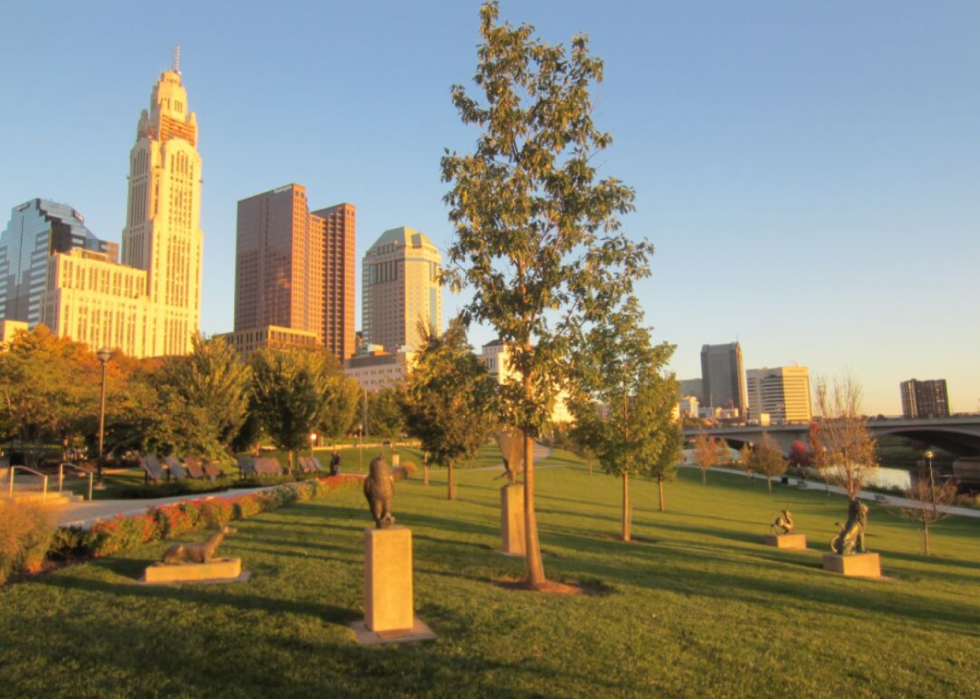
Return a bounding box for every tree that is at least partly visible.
[319,374,361,446]
[155,335,250,459]
[811,375,878,500]
[737,443,755,481]
[566,397,602,477]
[403,319,498,500]
[0,326,101,468]
[692,431,718,485]
[890,461,957,556]
[249,349,336,474]
[104,360,177,458]
[649,426,683,512]
[788,440,810,468]
[368,387,406,447]
[750,434,787,492]
[807,421,830,493]
[568,299,677,541]
[715,438,732,466]
[442,2,650,586]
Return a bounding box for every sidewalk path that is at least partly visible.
[683,464,980,519]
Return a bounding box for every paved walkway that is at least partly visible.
[684,464,980,519]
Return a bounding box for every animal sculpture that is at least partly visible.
[770,509,795,535]
[494,429,525,485]
[364,455,395,528]
[162,525,237,564]
[831,500,869,555]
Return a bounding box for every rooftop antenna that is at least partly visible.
[172,44,181,75]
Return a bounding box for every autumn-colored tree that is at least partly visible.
[811,375,878,500]
[692,432,718,485]
[442,2,649,587]
[890,461,958,556]
[715,438,733,466]
[737,443,755,482]
[750,434,787,492]
[807,421,830,493]
[788,440,810,468]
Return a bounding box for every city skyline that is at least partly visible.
[0,1,977,413]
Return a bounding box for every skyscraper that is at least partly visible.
[362,227,442,353]
[900,379,950,418]
[232,184,355,362]
[0,199,116,326]
[120,57,204,356]
[700,342,747,415]
[746,366,812,423]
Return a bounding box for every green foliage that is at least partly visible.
[367,386,406,442]
[249,349,340,470]
[154,335,251,459]
[403,319,498,499]
[749,435,788,491]
[319,374,361,444]
[0,500,58,583]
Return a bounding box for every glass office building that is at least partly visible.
[0,198,117,326]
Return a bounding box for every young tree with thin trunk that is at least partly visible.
[403,320,498,501]
[890,462,957,556]
[737,443,755,482]
[442,2,650,587]
[649,428,682,513]
[692,432,718,485]
[568,298,677,542]
[807,422,831,493]
[750,434,788,492]
[715,438,732,467]
[811,375,878,501]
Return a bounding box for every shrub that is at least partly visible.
[0,501,58,582]
[231,493,264,519]
[196,498,234,527]
[121,478,232,499]
[85,513,159,558]
[152,502,202,539]
[397,461,418,478]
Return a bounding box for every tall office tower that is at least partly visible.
[746,366,812,423]
[362,227,442,353]
[233,184,355,362]
[900,379,950,418]
[120,55,203,356]
[700,342,747,415]
[312,203,356,361]
[0,199,117,326]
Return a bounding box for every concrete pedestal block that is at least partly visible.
[143,557,241,584]
[364,527,414,633]
[764,533,807,550]
[501,484,526,557]
[822,552,881,578]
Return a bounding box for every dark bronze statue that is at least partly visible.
[364,455,395,528]
[162,525,236,564]
[770,509,794,535]
[831,500,869,555]
[494,429,525,485]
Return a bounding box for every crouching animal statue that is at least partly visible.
[162,525,237,564]
[770,509,794,535]
[830,500,869,555]
[364,455,395,528]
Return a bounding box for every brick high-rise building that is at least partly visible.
[233,184,355,362]
[900,379,950,418]
[362,227,442,353]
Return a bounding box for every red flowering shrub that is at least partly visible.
[85,513,160,558]
[152,502,201,539]
[197,498,234,527]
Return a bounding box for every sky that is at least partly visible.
[1,0,977,415]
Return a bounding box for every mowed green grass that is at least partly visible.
[2,451,978,699]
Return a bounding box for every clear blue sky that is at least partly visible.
[1,1,977,415]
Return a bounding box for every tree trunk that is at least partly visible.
[523,430,546,588]
[702,468,707,486]
[658,474,665,512]
[588,459,593,477]
[923,520,930,556]
[622,472,631,542]
[447,462,456,501]
[288,450,294,476]
[767,476,772,492]
[423,465,429,486]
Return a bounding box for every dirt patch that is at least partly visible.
[492,577,613,596]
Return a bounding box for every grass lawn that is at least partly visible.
[2,451,978,698]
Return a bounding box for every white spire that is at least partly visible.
[172,44,181,75]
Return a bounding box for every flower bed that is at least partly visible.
[44,475,362,569]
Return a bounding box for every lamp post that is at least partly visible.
[924,450,937,516]
[96,347,112,486]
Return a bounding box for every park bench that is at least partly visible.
[140,455,166,484]
[162,455,188,480]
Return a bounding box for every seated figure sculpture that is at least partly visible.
[364,455,395,528]
[493,429,525,485]
[162,525,236,564]
[770,509,794,535]
[831,500,869,555]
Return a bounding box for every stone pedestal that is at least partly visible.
[764,533,807,550]
[822,552,881,578]
[364,527,414,633]
[391,453,400,467]
[501,484,526,557]
[143,557,242,584]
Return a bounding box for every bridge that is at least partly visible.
[682,416,980,457]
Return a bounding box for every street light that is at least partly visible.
[96,347,112,486]
[924,450,937,516]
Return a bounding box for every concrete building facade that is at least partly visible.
[217,325,320,359]
[746,366,812,423]
[900,379,950,419]
[362,227,442,353]
[700,342,747,415]
[479,339,572,424]
[234,184,355,361]
[344,347,416,392]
